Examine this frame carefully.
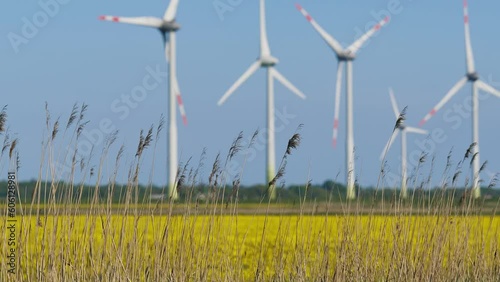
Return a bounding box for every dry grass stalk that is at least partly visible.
[9,138,18,159]
[0,105,7,133]
[1,106,500,282]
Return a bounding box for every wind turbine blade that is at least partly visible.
[379,130,400,160]
[476,80,500,98]
[332,61,344,148]
[218,61,261,106]
[174,77,188,126]
[164,0,180,21]
[389,88,400,119]
[99,16,164,28]
[260,0,271,56]
[346,16,390,55]
[271,68,306,100]
[419,77,468,126]
[405,127,428,135]
[162,33,187,125]
[295,3,343,56]
[463,0,476,74]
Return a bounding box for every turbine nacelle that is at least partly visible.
[260,55,279,67]
[467,72,479,82]
[160,21,181,32]
[337,51,356,61]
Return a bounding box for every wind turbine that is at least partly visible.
[296,3,390,199]
[418,0,500,199]
[380,89,427,199]
[217,0,306,199]
[100,0,187,200]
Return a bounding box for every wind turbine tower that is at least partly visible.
[218,0,306,199]
[380,88,428,199]
[100,0,187,200]
[419,0,500,198]
[296,3,391,199]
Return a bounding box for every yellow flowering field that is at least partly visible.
[1,212,499,281]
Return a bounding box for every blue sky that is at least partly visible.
[1,0,500,188]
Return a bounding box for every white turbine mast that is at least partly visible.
[296,3,391,199]
[380,88,428,199]
[100,0,187,200]
[218,0,306,200]
[418,0,500,198]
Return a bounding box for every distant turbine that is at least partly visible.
[296,3,390,199]
[418,0,500,199]
[218,0,306,199]
[100,0,187,200]
[380,88,427,199]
